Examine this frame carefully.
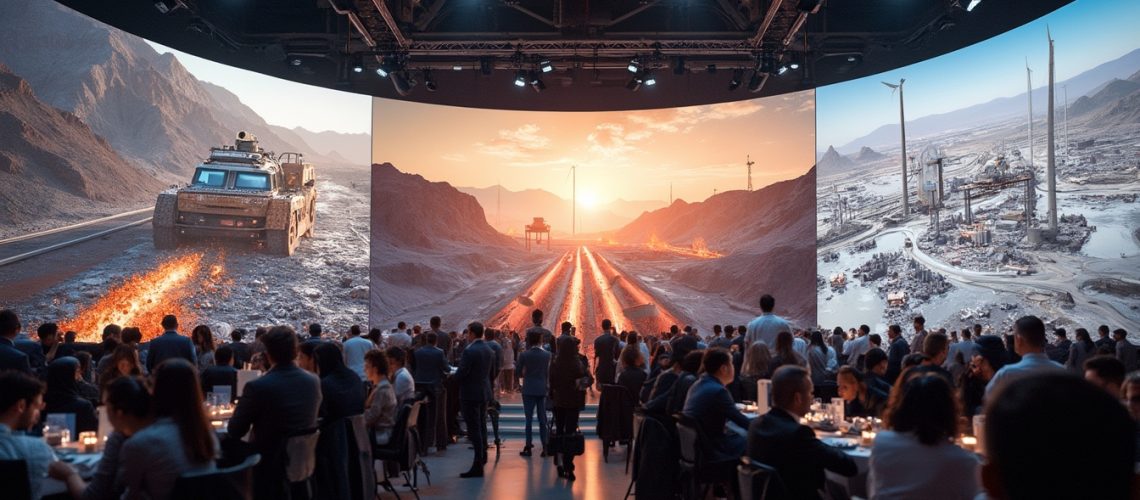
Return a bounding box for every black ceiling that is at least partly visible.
[55,0,1071,111]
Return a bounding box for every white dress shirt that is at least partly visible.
[984,352,1065,397]
[869,430,982,500]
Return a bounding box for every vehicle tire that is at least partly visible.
[266,222,297,256]
[153,226,179,250]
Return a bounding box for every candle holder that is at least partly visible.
[860,430,876,447]
[960,435,977,452]
[79,432,98,453]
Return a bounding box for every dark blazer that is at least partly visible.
[885,337,910,383]
[200,365,238,399]
[517,347,552,397]
[747,408,857,500]
[146,331,197,371]
[455,339,494,402]
[412,346,449,386]
[228,362,322,454]
[644,370,680,413]
[0,337,31,374]
[319,369,366,420]
[616,367,647,404]
[666,372,698,416]
[682,374,750,459]
[226,341,252,367]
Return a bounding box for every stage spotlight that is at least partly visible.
[514,70,527,87]
[423,70,437,92]
[628,59,641,73]
[748,71,768,93]
[391,72,415,96]
[528,71,546,92]
[540,60,554,73]
[777,65,788,75]
[154,0,186,14]
[728,68,744,91]
[626,76,642,92]
[790,62,800,70]
[966,0,982,11]
[290,58,303,67]
[452,65,463,71]
[643,70,657,86]
[377,58,396,78]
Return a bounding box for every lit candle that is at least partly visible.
[861,431,876,447]
[79,432,98,453]
[960,436,977,452]
[212,420,224,429]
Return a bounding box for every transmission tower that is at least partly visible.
[746,155,755,191]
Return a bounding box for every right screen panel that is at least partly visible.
[816,0,1140,335]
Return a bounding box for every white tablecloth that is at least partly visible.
[42,452,102,496]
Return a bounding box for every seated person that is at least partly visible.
[0,371,81,500]
[199,345,239,400]
[862,348,892,395]
[748,365,856,500]
[681,349,749,461]
[120,360,218,500]
[616,346,648,402]
[42,356,99,434]
[364,350,398,445]
[836,366,887,418]
[869,371,981,499]
[664,350,704,416]
[982,374,1135,500]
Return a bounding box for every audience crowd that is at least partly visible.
[0,292,1137,500]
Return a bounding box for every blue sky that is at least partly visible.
[816,0,1140,150]
[145,41,372,135]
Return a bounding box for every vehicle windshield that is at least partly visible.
[192,168,227,188]
[234,172,271,190]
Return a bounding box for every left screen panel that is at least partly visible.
[0,1,373,341]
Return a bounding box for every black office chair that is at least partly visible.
[172,453,261,500]
[674,413,738,500]
[737,456,783,500]
[372,403,419,500]
[404,399,431,487]
[0,460,31,500]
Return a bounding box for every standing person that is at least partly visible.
[1114,328,1138,372]
[191,325,216,372]
[526,310,555,353]
[1065,328,1096,373]
[413,332,450,452]
[828,327,846,363]
[147,315,197,371]
[1047,328,1072,365]
[428,316,451,362]
[885,324,910,383]
[739,341,773,401]
[0,310,32,374]
[516,329,551,457]
[549,336,588,481]
[616,346,647,403]
[745,294,793,347]
[769,331,807,374]
[1093,324,1115,352]
[228,326,322,499]
[343,325,373,380]
[984,316,1065,397]
[497,330,516,395]
[593,319,619,389]
[806,331,832,387]
[226,328,251,368]
[308,323,324,341]
[910,317,928,361]
[456,322,494,478]
[121,360,218,500]
[945,327,976,377]
[843,325,871,368]
[388,322,412,349]
[869,372,981,499]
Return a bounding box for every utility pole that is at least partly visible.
[1026,60,1034,168]
[746,155,755,191]
[883,79,908,218]
[1047,29,1057,232]
[1063,84,1069,157]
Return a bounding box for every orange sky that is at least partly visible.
[372,90,815,205]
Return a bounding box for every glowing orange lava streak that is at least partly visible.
[60,253,204,342]
[561,246,584,330]
[488,250,570,332]
[593,249,682,333]
[581,246,633,333]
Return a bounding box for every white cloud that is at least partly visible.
[475,124,552,159]
[441,152,468,162]
[587,123,640,157]
[627,100,764,134]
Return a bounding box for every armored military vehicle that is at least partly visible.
[152,131,316,256]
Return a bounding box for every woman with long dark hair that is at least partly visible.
[98,344,142,388]
[1066,328,1096,373]
[869,370,981,499]
[770,331,807,375]
[548,335,588,481]
[807,331,832,386]
[42,357,99,433]
[191,325,216,371]
[120,359,217,499]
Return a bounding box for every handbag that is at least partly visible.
[547,431,586,456]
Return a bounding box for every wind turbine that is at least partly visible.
[883,78,908,218]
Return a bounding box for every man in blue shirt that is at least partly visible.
[745,294,792,347]
[985,315,1065,397]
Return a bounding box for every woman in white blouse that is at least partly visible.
[869,368,982,500]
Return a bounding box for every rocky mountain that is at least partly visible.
[458,185,665,236]
[1067,69,1140,126]
[817,146,856,176]
[855,146,888,163]
[836,48,1140,153]
[0,65,163,224]
[285,127,372,166]
[614,167,817,325]
[370,163,517,250]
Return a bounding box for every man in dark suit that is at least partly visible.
[885,324,909,383]
[146,315,196,371]
[455,322,493,478]
[682,348,750,460]
[748,365,857,500]
[225,328,252,368]
[414,331,451,451]
[200,345,239,400]
[0,310,32,374]
[593,319,619,388]
[524,309,554,354]
[228,325,322,499]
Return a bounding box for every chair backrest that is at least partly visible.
[406,400,422,430]
[673,413,700,466]
[0,460,31,500]
[347,415,376,500]
[738,456,775,500]
[284,428,320,483]
[172,454,260,500]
